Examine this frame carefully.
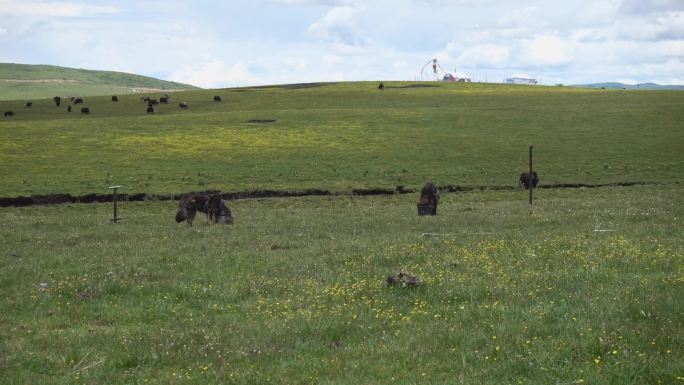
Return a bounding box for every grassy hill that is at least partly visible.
[0,81,682,197]
[0,63,198,101]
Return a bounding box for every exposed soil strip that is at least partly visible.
[386,84,439,89]
[233,83,333,92]
[0,181,675,207]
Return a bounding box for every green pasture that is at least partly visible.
[1,82,683,197]
[0,63,197,101]
[1,185,682,384]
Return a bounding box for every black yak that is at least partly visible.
[519,171,539,189]
[159,96,169,104]
[205,194,234,224]
[74,98,84,104]
[176,193,211,225]
[80,107,90,114]
[67,105,72,113]
[418,181,439,215]
[25,101,32,108]
[3,111,14,117]
[112,95,119,102]
[53,96,61,107]
[179,101,189,109]
[213,95,222,102]
[146,106,155,114]
[378,82,385,91]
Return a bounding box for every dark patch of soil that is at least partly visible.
[237,83,333,91]
[272,82,332,90]
[387,84,439,89]
[246,119,277,124]
[0,181,676,207]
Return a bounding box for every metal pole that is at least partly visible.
[109,185,123,222]
[112,189,118,221]
[529,145,534,205]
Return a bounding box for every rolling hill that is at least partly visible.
[0,63,199,101]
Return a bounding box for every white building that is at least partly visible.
[506,74,538,84]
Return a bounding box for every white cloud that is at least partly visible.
[520,35,576,66]
[168,60,255,88]
[267,0,359,5]
[455,43,511,67]
[0,1,120,17]
[307,6,368,46]
[619,0,684,15]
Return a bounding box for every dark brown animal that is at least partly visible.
[25,101,32,108]
[74,98,84,104]
[67,105,72,113]
[179,101,189,109]
[80,107,90,114]
[53,96,61,107]
[418,181,439,215]
[112,95,119,102]
[146,106,155,114]
[204,194,234,224]
[175,193,211,225]
[519,171,539,189]
[387,271,421,287]
[4,111,14,117]
[378,82,385,91]
[159,96,169,104]
[213,95,222,102]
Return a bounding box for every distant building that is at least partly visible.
[506,75,538,84]
[442,73,471,82]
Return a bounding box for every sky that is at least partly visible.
[0,0,683,88]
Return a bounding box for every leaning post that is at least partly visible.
[529,145,534,206]
[109,185,123,222]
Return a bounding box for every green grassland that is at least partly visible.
[1,81,683,197]
[1,185,682,384]
[0,63,198,101]
[0,80,682,384]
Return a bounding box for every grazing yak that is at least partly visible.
[112,95,119,102]
[179,101,189,109]
[67,105,72,113]
[213,95,222,102]
[378,82,385,91]
[25,101,32,108]
[74,98,84,104]
[418,181,440,215]
[80,107,90,114]
[146,106,155,114]
[159,96,169,104]
[146,98,158,107]
[176,193,211,225]
[205,194,234,224]
[4,111,14,117]
[53,96,61,107]
[176,193,233,225]
[519,171,539,189]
